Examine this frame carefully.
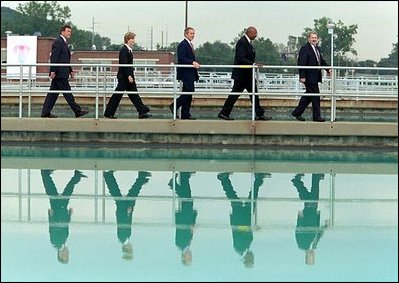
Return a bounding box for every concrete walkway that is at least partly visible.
[1,117,397,147]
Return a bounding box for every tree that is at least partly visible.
[3,2,114,50]
[253,37,282,73]
[378,42,398,68]
[296,17,358,66]
[17,1,71,22]
[377,41,398,75]
[195,40,234,71]
[229,29,283,73]
[230,29,246,46]
[162,42,180,53]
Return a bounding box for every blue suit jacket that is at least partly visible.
[298,42,329,84]
[176,39,199,82]
[49,36,72,79]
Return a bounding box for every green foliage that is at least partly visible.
[253,37,282,73]
[377,42,398,75]
[231,29,246,46]
[195,40,234,71]
[1,6,62,37]
[2,4,397,70]
[297,17,358,66]
[378,42,398,68]
[17,1,71,22]
[1,3,112,50]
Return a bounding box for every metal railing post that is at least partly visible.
[252,65,256,121]
[28,66,32,117]
[330,68,336,122]
[172,64,177,120]
[95,66,99,119]
[18,65,23,118]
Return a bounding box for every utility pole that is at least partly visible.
[185,1,188,28]
[151,26,153,51]
[161,30,164,49]
[166,24,168,48]
[91,17,97,50]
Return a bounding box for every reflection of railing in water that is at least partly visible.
[2,168,397,230]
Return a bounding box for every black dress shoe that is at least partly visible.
[218,113,234,120]
[139,113,152,119]
[75,109,89,118]
[181,116,197,120]
[255,115,272,121]
[169,104,179,118]
[313,117,325,122]
[104,115,117,119]
[41,114,57,118]
[292,114,305,121]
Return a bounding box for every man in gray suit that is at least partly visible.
[291,31,331,122]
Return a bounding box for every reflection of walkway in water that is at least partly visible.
[2,144,397,282]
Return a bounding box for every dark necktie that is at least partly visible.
[313,46,321,65]
[189,42,194,54]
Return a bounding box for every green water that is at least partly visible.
[1,145,398,282]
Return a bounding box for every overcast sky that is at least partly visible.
[2,1,398,61]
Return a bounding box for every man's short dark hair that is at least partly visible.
[60,24,72,34]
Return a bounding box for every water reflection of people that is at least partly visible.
[168,172,197,266]
[41,169,87,264]
[103,170,151,260]
[291,173,328,265]
[217,172,269,268]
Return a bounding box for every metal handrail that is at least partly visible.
[1,63,398,121]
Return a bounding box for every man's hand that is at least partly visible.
[69,71,75,79]
[192,61,200,69]
[299,78,306,83]
[49,72,56,79]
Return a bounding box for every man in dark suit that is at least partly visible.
[103,170,151,260]
[218,26,271,121]
[292,31,331,122]
[41,25,89,118]
[169,27,200,120]
[104,32,151,119]
[217,172,269,268]
[42,169,87,263]
[291,173,328,265]
[168,172,197,265]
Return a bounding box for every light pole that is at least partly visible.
[185,1,188,28]
[327,22,336,122]
[327,22,335,67]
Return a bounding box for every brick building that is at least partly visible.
[1,36,175,75]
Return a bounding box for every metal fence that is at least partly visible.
[1,63,398,121]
